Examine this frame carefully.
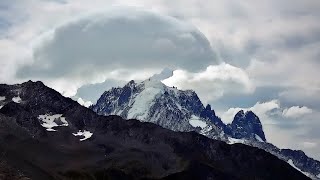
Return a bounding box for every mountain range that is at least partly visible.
[0,79,313,179]
[91,70,320,179]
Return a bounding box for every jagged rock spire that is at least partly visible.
[229,110,266,142]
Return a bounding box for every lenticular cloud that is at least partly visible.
[18,7,218,81]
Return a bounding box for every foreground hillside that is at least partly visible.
[0,81,309,180]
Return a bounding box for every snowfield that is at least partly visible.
[127,80,164,120]
[38,114,68,131]
[189,115,207,129]
[73,130,93,141]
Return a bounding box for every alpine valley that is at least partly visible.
[91,70,320,179]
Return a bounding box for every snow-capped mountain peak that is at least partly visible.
[91,75,225,139]
[92,74,266,142]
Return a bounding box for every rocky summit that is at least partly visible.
[227,110,266,141]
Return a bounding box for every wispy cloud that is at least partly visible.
[283,106,313,118]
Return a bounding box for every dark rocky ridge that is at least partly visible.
[0,81,310,179]
[281,149,320,176]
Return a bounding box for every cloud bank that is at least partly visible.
[283,106,313,118]
[162,63,254,103]
[16,7,218,96]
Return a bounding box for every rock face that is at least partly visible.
[0,81,310,180]
[281,149,320,177]
[228,110,266,142]
[200,104,226,129]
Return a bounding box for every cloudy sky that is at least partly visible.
[1,0,320,159]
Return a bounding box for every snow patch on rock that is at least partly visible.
[288,159,301,171]
[73,130,93,141]
[189,115,207,129]
[255,134,265,142]
[0,96,5,101]
[77,97,93,108]
[200,125,213,135]
[12,96,21,103]
[227,137,245,145]
[287,159,314,178]
[38,114,68,131]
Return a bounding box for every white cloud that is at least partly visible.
[77,97,93,108]
[162,63,254,103]
[283,106,313,119]
[219,107,242,124]
[250,99,280,118]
